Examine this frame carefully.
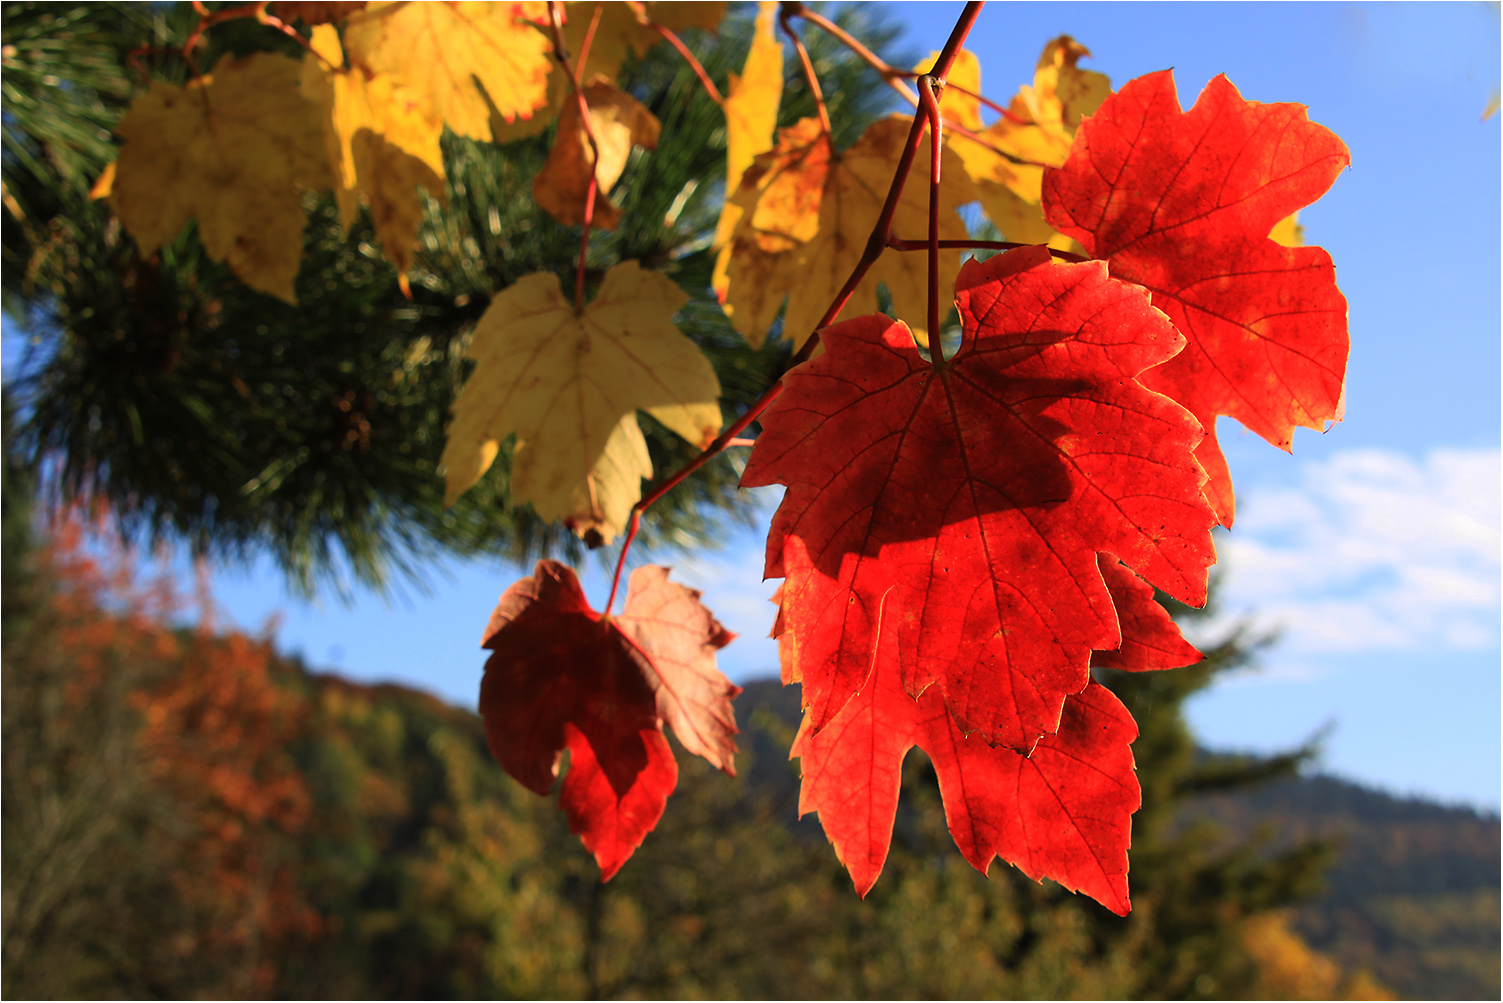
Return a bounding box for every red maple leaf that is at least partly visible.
[1042,71,1350,526]
[479,560,739,879]
[742,246,1216,754]
[780,557,1199,913]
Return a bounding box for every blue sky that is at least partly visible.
[5,3,1499,809]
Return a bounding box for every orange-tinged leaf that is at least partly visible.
[720,115,978,350]
[342,0,553,140]
[711,0,784,288]
[110,53,331,303]
[88,161,115,200]
[533,79,660,230]
[440,261,721,543]
[742,247,1215,751]
[1043,71,1350,527]
[301,26,446,282]
[725,117,832,255]
[947,38,1108,249]
[480,559,738,879]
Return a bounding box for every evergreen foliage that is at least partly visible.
[1,1,904,594]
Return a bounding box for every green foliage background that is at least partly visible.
[2,1,900,594]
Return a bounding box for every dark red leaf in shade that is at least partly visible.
[779,552,1184,913]
[1042,71,1351,526]
[479,560,738,879]
[742,246,1216,754]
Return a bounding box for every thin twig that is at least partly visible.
[605,4,989,612]
[547,1,605,311]
[648,21,724,103]
[888,237,1087,263]
[786,2,918,105]
[779,6,831,135]
[919,76,943,363]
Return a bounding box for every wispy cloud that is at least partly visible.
[1211,447,1500,656]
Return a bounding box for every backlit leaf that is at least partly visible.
[480,559,738,878]
[947,38,1108,249]
[110,53,331,304]
[781,553,1185,911]
[1043,71,1350,526]
[720,115,977,349]
[300,26,446,290]
[742,247,1215,751]
[563,1,726,85]
[342,1,553,140]
[441,261,721,543]
[711,1,785,292]
[533,79,660,230]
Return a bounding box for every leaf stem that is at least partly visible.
[779,6,832,136]
[547,1,605,311]
[888,237,1088,263]
[606,1,988,611]
[920,75,943,365]
[785,2,919,105]
[648,21,724,104]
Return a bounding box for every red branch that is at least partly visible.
[888,237,1088,263]
[547,1,605,310]
[920,75,943,362]
[649,21,724,104]
[779,6,832,135]
[604,1,988,612]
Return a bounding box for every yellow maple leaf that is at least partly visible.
[342,1,553,141]
[110,52,331,304]
[710,1,784,289]
[720,115,977,350]
[948,38,1109,248]
[533,79,660,230]
[441,260,721,543]
[301,26,446,291]
[493,0,726,142]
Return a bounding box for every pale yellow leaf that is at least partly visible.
[301,26,446,282]
[111,52,331,304]
[343,1,553,141]
[441,261,721,543]
[533,79,660,230]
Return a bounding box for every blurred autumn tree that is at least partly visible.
[1,0,901,594]
[1,443,1389,998]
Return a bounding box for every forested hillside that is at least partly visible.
[1185,773,1500,1000]
[9,491,1478,999]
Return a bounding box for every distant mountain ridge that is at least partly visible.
[1180,770,1500,1000]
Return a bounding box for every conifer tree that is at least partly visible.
[2,0,903,592]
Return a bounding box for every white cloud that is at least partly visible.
[1208,447,1500,657]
